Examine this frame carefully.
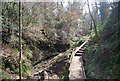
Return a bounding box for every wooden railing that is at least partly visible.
[69,40,88,64]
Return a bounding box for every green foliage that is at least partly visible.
[76,38,84,46]
[89,30,96,38]
[84,3,120,79]
[60,65,69,81]
[2,57,19,73]
[22,60,32,73]
[2,2,19,28]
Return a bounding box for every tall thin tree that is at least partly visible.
[19,0,22,80]
[87,0,98,40]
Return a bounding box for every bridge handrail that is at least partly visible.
[69,40,88,63]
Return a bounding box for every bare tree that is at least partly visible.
[87,0,98,40]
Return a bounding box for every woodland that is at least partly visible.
[0,0,120,81]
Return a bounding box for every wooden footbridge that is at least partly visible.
[30,40,88,80]
[69,40,88,81]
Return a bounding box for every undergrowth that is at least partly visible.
[83,4,120,79]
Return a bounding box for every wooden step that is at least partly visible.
[81,47,85,49]
[75,53,82,56]
[79,48,85,51]
[82,46,87,49]
[77,50,84,53]
[84,44,87,46]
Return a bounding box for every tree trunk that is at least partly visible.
[19,1,22,81]
[87,0,98,40]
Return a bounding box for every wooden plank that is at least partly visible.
[77,50,84,53]
[75,53,82,56]
[69,56,84,79]
[69,56,86,80]
[80,48,85,51]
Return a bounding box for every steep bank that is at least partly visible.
[1,26,71,79]
[83,3,120,79]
